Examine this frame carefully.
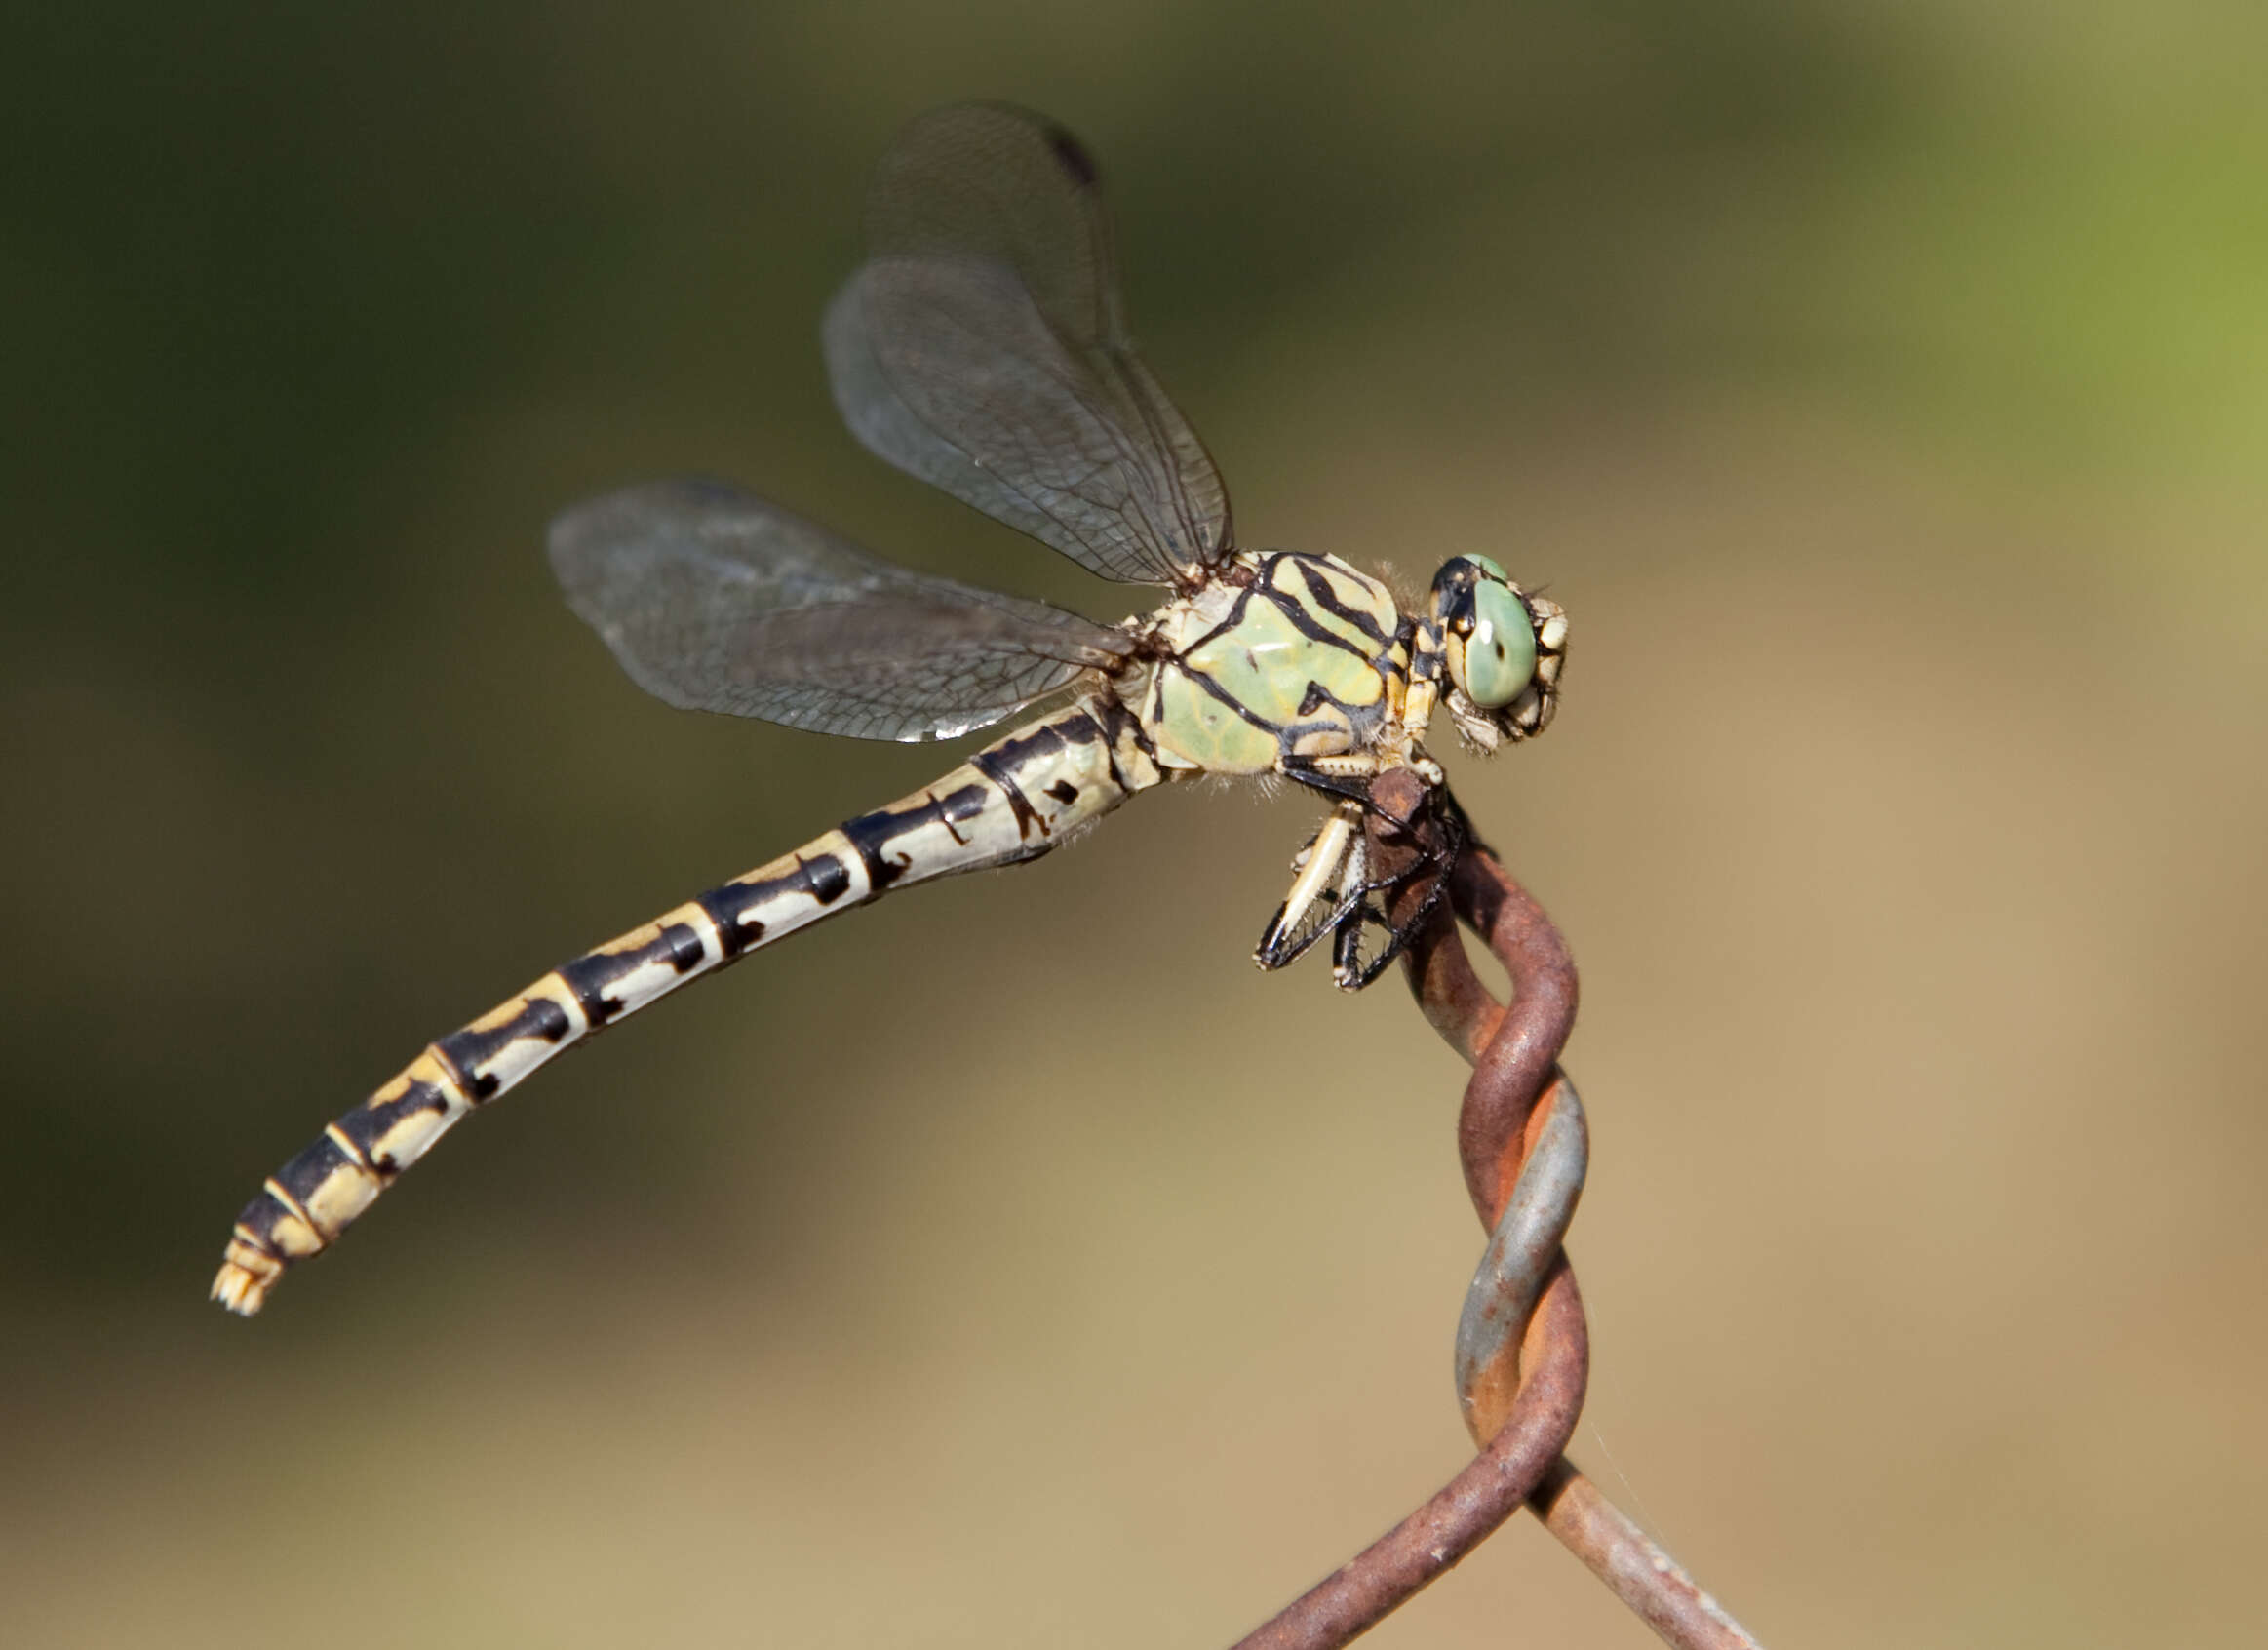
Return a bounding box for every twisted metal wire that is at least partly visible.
[1231,769,1764,1650]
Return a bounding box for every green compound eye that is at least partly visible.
[1462,578,1536,709]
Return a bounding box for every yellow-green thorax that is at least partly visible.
[1139,551,1409,774]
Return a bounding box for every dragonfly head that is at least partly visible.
[1426,555,1567,752]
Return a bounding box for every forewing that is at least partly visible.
[548,479,1133,742]
[825,102,1232,589]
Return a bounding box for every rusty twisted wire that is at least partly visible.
[1232,768,1763,1650]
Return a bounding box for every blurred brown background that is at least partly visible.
[5,4,2262,1645]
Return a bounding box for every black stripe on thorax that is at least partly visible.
[1293,679,1390,744]
[1173,580,1262,658]
[1178,560,1381,677]
[1171,657,1294,736]
[1251,574,1386,664]
[1283,556,1392,646]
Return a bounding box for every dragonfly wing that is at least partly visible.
[549,478,1135,742]
[825,102,1232,589]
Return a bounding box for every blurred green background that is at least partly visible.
[5,3,2263,1645]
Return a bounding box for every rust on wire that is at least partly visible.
[1230,768,1763,1650]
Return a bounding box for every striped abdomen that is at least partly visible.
[213,697,1160,1315]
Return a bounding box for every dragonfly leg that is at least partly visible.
[1259,757,1465,985]
[1321,776,1467,991]
[1278,751,1445,815]
[1254,802,1363,970]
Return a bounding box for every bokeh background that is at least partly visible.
[5,4,2263,1645]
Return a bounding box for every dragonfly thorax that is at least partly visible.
[1136,551,1410,775]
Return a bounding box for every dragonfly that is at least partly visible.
[212,103,1567,1316]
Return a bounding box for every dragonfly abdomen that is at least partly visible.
[212,695,1160,1315]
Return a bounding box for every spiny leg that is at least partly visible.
[1254,801,1365,970]
[1328,796,1465,989]
[1277,749,1445,807]
[1264,756,1466,988]
[1255,752,1426,971]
